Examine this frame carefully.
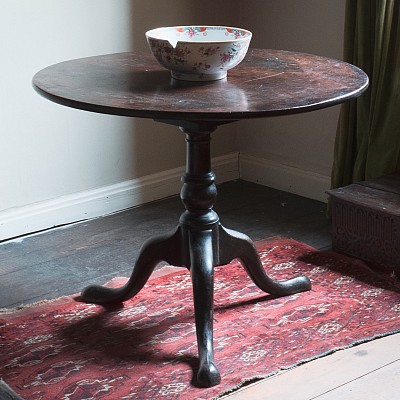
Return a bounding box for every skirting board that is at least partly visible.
[0,152,239,242]
[240,153,331,203]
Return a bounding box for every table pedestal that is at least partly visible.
[81,121,311,387]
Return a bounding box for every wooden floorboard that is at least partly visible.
[221,333,400,400]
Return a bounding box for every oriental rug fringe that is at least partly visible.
[1,237,399,400]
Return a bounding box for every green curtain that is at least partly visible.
[331,0,400,189]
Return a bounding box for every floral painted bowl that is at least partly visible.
[146,26,252,81]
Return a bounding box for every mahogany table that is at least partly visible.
[33,49,368,387]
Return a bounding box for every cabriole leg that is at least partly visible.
[189,229,221,387]
[218,225,311,296]
[81,228,183,304]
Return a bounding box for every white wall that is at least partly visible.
[2,1,134,210]
[237,0,346,202]
[0,1,239,240]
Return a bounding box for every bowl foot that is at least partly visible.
[171,71,227,82]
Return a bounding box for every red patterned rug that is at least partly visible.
[1,237,400,400]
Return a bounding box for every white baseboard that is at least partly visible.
[240,153,331,203]
[0,152,239,242]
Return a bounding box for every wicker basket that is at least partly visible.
[328,172,400,276]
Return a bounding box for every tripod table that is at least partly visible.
[33,48,368,387]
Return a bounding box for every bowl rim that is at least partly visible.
[145,25,252,44]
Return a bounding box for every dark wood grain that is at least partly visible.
[32,49,368,121]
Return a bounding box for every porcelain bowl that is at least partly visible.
[146,26,252,81]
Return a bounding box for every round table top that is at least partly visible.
[33,48,368,122]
